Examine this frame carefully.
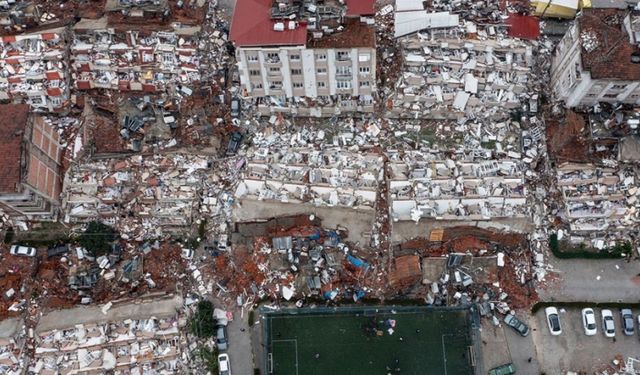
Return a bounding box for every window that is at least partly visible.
[293,82,303,88]
[317,81,326,88]
[337,80,352,89]
[315,52,327,61]
[290,54,300,61]
[358,53,371,62]
[291,68,302,76]
[337,51,350,61]
[247,54,259,62]
[317,67,327,74]
[251,83,263,90]
[336,66,352,75]
[162,53,174,64]
[359,66,370,74]
[269,81,283,90]
[360,95,373,106]
[604,93,618,98]
[359,81,370,88]
[611,84,627,90]
[266,52,280,62]
[50,96,63,107]
[249,69,261,76]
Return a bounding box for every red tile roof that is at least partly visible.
[507,14,540,40]
[230,0,308,47]
[0,104,29,193]
[579,9,640,81]
[346,0,375,16]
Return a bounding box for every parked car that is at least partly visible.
[581,308,597,336]
[181,248,194,260]
[218,353,231,375]
[488,363,516,375]
[215,324,228,351]
[47,244,69,258]
[9,245,36,257]
[621,309,634,336]
[545,306,562,336]
[227,131,243,155]
[230,97,241,118]
[602,309,616,338]
[504,314,530,337]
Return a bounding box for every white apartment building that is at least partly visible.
[230,0,376,116]
[551,8,640,107]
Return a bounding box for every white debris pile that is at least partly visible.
[29,315,185,374]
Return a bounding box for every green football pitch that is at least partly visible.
[265,307,474,375]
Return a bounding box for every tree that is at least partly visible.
[78,221,118,257]
[190,300,216,338]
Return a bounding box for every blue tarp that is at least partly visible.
[347,255,370,270]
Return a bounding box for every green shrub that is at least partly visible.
[190,301,217,338]
[3,227,14,244]
[78,221,118,257]
[548,233,629,259]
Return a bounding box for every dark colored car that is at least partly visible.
[504,314,530,337]
[216,324,228,351]
[227,131,243,155]
[621,309,634,336]
[47,244,69,258]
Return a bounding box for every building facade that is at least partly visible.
[0,104,63,221]
[230,0,376,116]
[551,9,640,107]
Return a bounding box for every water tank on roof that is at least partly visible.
[288,21,296,30]
[274,22,285,32]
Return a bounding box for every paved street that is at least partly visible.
[538,256,640,303]
[531,307,640,373]
[225,309,254,375]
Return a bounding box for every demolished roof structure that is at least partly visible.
[235,147,383,209]
[0,27,70,112]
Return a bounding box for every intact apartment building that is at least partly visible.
[0,104,64,221]
[551,8,640,107]
[230,0,376,116]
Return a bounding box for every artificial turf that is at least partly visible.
[266,307,474,375]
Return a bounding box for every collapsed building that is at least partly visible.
[0,104,64,221]
[71,8,202,94]
[230,0,377,116]
[29,298,186,374]
[0,1,43,33]
[234,147,383,209]
[62,153,213,237]
[388,1,538,119]
[388,151,528,223]
[0,27,70,111]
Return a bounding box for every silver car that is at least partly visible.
[9,245,36,257]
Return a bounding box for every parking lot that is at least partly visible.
[532,307,640,373]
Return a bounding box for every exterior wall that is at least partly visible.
[551,22,640,107]
[236,44,376,116]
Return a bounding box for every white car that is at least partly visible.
[218,353,231,375]
[581,308,597,336]
[9,245,36,257]
[602,309,616,338]
[181,248,194,260]
[545,306,562,336]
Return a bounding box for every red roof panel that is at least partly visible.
[230,0,308,47]
[507,14,540,40]
[346,0,375,16]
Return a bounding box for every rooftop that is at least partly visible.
[230,0,308,47]
[578,8,640,80]
[0,104,29,194]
